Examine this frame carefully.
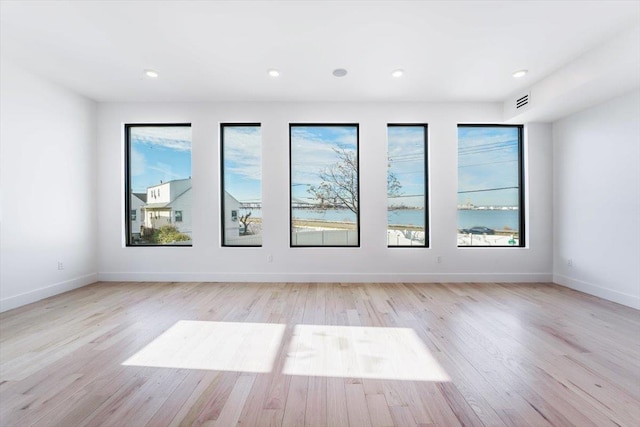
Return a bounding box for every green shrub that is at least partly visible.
[151,225,191,244]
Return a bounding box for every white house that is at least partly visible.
[141,178,241,242]
[223,191,241,240]
[143,178,192,237]
[130,193,146,240]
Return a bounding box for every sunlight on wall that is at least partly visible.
[282,325,450,381]
[122,320,286,372]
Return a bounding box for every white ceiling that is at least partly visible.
[1,0,639,103]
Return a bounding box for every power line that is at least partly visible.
[459,139,517,151]
[458,186,518,194]
[459,147,516,156]
[459,159,517,168]
[459,148,517,157]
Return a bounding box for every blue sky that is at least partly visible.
[130,126,192,193]
[388,126,426,208]
[290,125,358,204]
[458,126,520,206]
[223,126,262,202]
[129,125,519,208]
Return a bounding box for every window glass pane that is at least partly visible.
[221,124,262,246]
[126,124,192,246]
[387,125,428,247]
[290,124,359,247]
[457,125,523,247]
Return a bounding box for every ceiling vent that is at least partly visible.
[515,92,530,110]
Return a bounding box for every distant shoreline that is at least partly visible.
[292,219,356,230]
[248,217,517,235]
[248,217,357,230]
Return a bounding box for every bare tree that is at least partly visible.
[239,211,252,235]
[387,169,402,197]
[307,148,402,214]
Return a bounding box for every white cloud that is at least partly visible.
[130,147,146,177]
[388,127,425,173]
[149,162,183,180]
[290,127,358,187]
[131,126,192,151]
[388,127,424,154]
[223,127,262,180]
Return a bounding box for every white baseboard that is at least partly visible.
[0,273,98,313]
[98,271,552,284]
[6,272,633,313]
[554,274,640,310]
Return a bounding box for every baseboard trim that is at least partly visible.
[554,274,640,310]
[98,272,552,284]
[0,273,98,313]
[5,272,633,312]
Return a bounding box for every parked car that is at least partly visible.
[461,226,495,235]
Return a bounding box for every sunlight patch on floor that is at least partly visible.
[282,325,450,381]
[122,320,286,373]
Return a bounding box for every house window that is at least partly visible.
[457,125,524,247]
[290,124,359,247]
[221,124,262,247]
[131,209,137,221]
[125,124,192,246]
[387,124,428,247]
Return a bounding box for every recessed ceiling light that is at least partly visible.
[391,69,405,78]
[512,69,528,78]
[268,69,280,77]
[144,69,159,78]
[332,68,348,77]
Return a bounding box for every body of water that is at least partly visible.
[241,208,520,231]
[389,209,519,230]
[458,209,519,231]
[243,208,358,223]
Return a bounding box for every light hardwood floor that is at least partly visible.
[1,282,638,426]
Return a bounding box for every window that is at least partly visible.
[457,125,524,247]
[131,209,137,221]
[387,124,428,247]
[290,124,359,247]
[221,124,262,247]
[125,124,192,246]
[175,211,183,222]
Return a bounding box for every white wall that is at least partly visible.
[170,188,192,237]
[504,24,640,123]
[97,102,553,283]
[553,90,640,309]
[0,58,98,312]
[2,60,634,310]
[130,194,145,238]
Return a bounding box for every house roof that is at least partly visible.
[168,187,191,206]
[144,203,170,210]
[133,193,147,203]
[225,191,240,205]
[146,178,191,190]
[144,186,192,210]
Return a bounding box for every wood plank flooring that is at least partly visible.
[0,282,638,426]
